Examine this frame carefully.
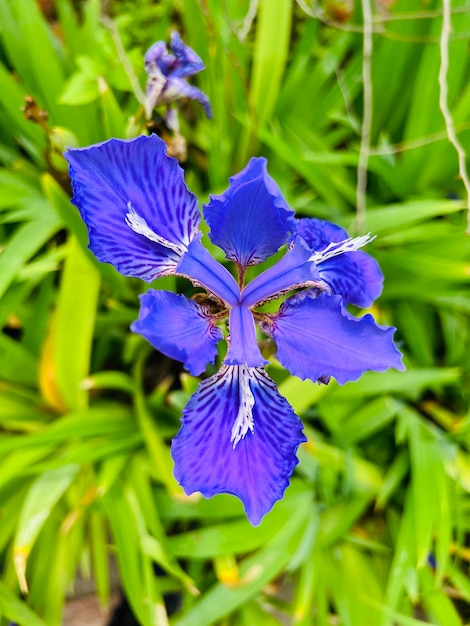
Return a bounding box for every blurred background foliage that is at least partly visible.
[0,0,470,624]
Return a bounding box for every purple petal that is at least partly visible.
[241,237,320,308]
[316,251,383,309]
[177,239,240,307]
[225,306,268,367]
[168,32,205,78]
[203,158,296,267]
[131,290,223,376]
[263,292,405,385]
[171,365,306,525]
[294,217,348,251]
[295,218,383,308]
[163,78,212,118]
[65,135,200,281]
[145,33,204,79]
[144,41,169,74]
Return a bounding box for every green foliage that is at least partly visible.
[0,0,470,625]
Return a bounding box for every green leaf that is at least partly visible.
[54,235,100,410]
[250,0,292,126]
[0,580,48,626]
[0,214,60,299]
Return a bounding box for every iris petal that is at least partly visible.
[171,365,306,525]
[317,251,383,309]
[241,238,320,308]
[167,32,205,77]
[177,239,240,306]
[131,290,223,376]
[65,135,199,281]
[204,158,296,267]
[264,292,405,385]
[225,306,268,367]
[163,78,212,118]
[295,218,383,307]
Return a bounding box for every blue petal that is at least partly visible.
[203,158,296,267]
[145,33,205,79]
[263,292,405,385]
[168,32,205,78]
[241,237,320,308]
[225,306,268,367]
[317,252,383,309]
[177,239,240,307]
[295,218,383,308]
[171,365,306,525]
[163,78,212,118]
[131,290,223,376]
[65,135,200,281]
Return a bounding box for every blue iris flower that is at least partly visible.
[65,134,404,525]
[144,32,212,124]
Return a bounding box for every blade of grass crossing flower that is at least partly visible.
[0,580,48,626]
[250,0,292,127]
[13,464,79,593]
[53,235,100,410]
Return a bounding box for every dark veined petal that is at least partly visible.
[177,239,240,306]
[294,217,348,251]
[168,31,205,78]
[131,290,223,376]
[225,306,268,367]
[241,237,320,308]
[65,134,200,281]
[203,158,296,267]
[171,365,306,525]
[317,251,383,309]
[295,218,383,307]
[264,292,404,385]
